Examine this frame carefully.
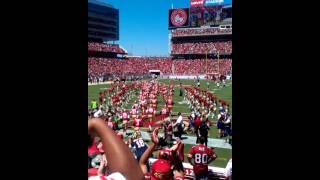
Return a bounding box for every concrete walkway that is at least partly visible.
[125,129,232,149]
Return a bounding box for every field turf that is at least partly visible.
[88,79,232,167]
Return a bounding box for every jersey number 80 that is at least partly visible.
[195,153,208,164]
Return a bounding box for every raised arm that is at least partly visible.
[138,128,159,174]
[88,118,144,180]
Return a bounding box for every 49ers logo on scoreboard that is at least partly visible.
[170,9,188,26]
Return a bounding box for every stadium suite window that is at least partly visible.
[88,24,116,32]
[89,11,117,20]
[88,18,117,26]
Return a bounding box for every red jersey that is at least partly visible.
[131,108,137,115]
[188,144,214,175]
[194,117,202,129]
[133,118,143,127]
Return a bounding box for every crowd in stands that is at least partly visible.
[88,42,126,54]
[88,57,232,79]
[173,59,231,75]
[88,57,172,77]
[172,41,232,54]
[172,28,232,37]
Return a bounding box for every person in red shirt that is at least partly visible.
[187,136,217,180]
[160,106,169,120]
[121,110,130,133]
[130,105,138,119]
[139,128,185,180]
[166,97,174,114]
[133,115,143,128]
[147,105,155,131]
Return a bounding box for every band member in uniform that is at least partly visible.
[121,109,130,134]
[133,115,143,128]
[147,105,155,132]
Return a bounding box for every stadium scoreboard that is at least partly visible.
[169,0,231,29]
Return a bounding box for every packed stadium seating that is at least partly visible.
[172,28,232,37]
[88,42,127,54]
[171,41,232,54]
[173,59,231,75]
[88,57,232,77]
[88,57,172,78]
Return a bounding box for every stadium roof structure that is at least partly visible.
[88,0,114,8]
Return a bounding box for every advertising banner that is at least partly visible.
[205,0,225,6]
[190,0,204,7]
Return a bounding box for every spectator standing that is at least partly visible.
[91,99,97,109]
[188,136,217,180]
[198,120,210,147]
[173,112,183,139]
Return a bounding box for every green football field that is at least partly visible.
[88,79,232,167]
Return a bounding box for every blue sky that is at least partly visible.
[101,0,231,56]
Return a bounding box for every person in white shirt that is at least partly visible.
[93,109,103,118]
[176,113,183,124]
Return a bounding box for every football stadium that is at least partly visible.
[88,0,232,179]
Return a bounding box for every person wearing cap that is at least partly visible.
[139,128,184,180]
[88,118,144,180]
